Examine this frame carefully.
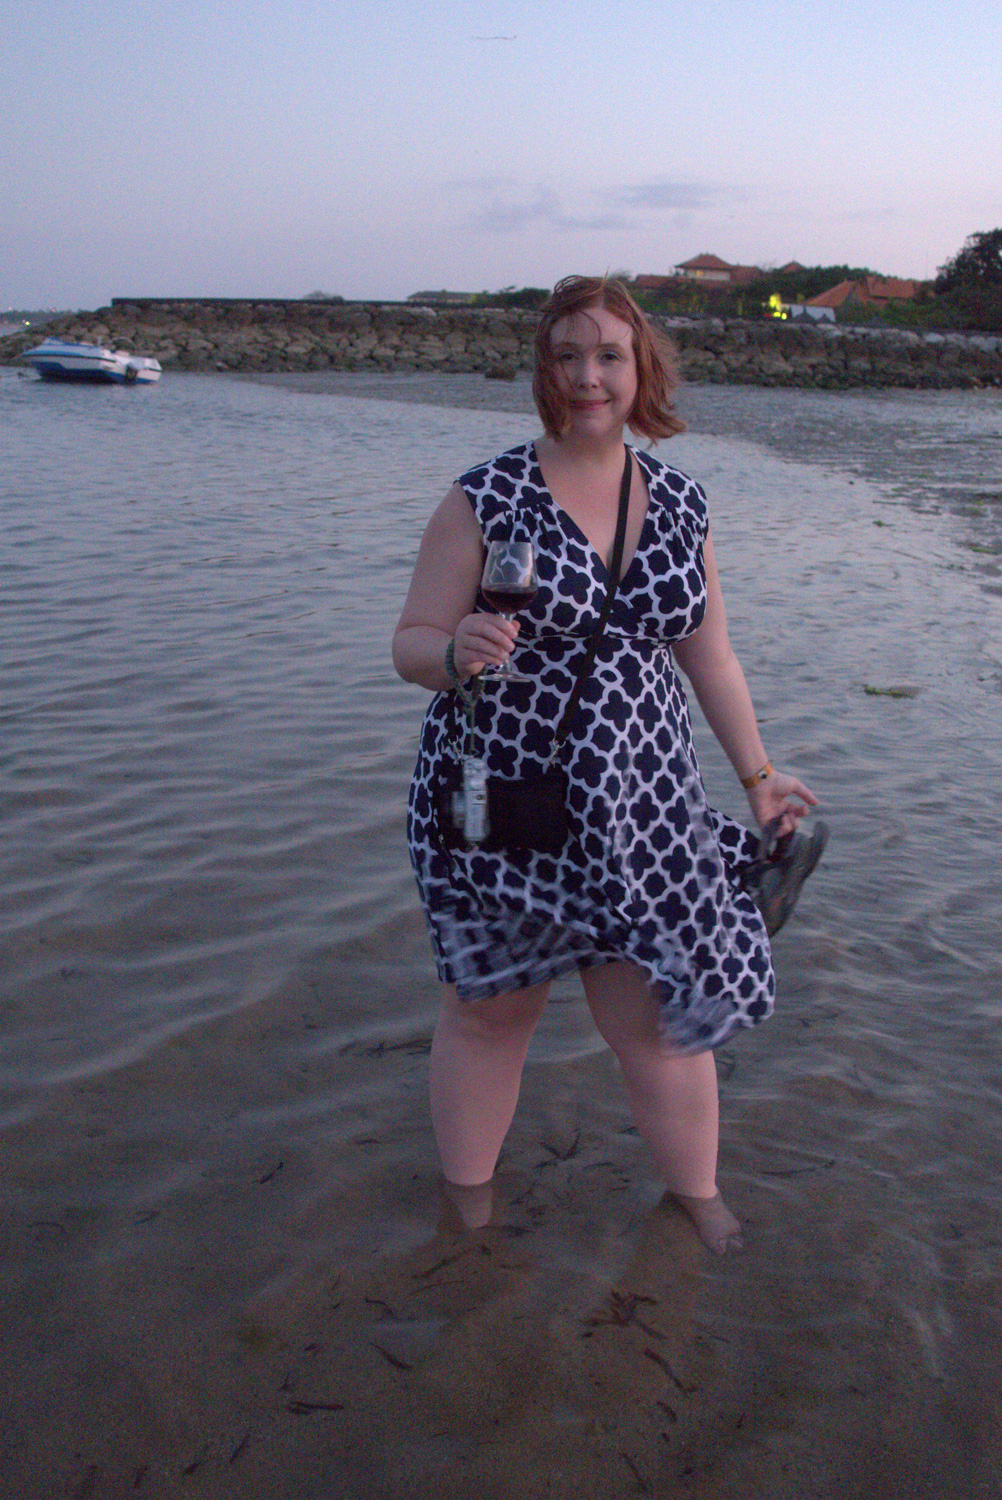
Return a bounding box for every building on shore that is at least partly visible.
[636,256,771,292]
[787,303,836,323]
[673,254,763,287]
[808,276,920,314]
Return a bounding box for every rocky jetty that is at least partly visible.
[3,299,1001,389]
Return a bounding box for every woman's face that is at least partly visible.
[549,302,638,436]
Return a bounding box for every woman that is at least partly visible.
[392,276,823,1252]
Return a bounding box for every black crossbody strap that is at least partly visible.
[550,446,633,754]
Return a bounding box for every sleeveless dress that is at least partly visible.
[406,442,774,1052]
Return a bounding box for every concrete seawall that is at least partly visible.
[4,299,1001,389]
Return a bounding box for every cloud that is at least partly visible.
[614,180,733,212]
[454,177,751,237]
[467,185,629,234]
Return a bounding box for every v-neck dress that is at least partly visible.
[406,441,774,1051]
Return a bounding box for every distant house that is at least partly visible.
[807,280,857,311]
[808,276,919,313]
[674,254,731,283]
[673,254,762,287]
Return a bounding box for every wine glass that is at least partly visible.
[479,540,538,682]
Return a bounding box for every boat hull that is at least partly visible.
[23,340,162,384]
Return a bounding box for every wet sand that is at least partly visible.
[7,985,1000,1498]
[3,370,1000,1498]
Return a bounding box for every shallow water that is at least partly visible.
[3,370,998,1102]
[2,366,1001,1495]
[2,374,525,1099]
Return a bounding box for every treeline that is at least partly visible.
[930,229,1002,333]
[471,286,551,309]
[631,254,1002,334]
[1,307,74,325]
[471,230,1002,333]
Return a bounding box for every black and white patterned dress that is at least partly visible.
[406,442,774,1051]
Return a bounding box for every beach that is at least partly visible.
[2,367,1001,1498]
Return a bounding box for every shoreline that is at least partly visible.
[3,300,1001,390]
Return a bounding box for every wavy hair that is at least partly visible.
[532,275,685,441]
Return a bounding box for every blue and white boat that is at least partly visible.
[23,339,162,384]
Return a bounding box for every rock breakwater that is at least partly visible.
[4,299,1001,389]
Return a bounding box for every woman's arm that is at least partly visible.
[672,530,818,833]
[392,483,519,691]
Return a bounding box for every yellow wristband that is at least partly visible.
[740,760,773,790]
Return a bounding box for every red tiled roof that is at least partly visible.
[677,254,733,271]
[808,276,919,309]
[859,275,919,302]
[807,280,857,308]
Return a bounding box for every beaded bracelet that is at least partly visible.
[445,638,482,725]
[444,637,461,686]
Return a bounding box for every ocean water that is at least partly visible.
[4,364,1002,1496]
[2,366,1000,1125]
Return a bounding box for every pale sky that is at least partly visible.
[4,0,1000,309]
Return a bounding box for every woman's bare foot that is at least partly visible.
[671,1191,744,1254]
[441,1177,494,1231]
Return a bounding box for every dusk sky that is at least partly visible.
[5,0,1000,309]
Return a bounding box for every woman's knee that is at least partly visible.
[437,982,549,1045]
[579,961,662,1053]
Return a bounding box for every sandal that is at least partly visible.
[749,818,829,937]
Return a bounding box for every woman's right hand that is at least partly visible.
[451,612,520,680]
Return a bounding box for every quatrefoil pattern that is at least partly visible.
[407,442,773,1051]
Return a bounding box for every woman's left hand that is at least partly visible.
[745,771,819,837]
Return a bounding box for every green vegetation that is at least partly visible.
[756,264,877,303]
[629,281,767,320]
[841,232,1002,333]
[933,229,1002,332]
[627,268,877,322]
[473,286,551,309]
[627,232,1002,333]
[412,237,1002,332]
[2,307,74,326]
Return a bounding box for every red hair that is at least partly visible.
[532,275,685,442]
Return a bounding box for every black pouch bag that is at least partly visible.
[434,758,568,855]
[483,763,568,855]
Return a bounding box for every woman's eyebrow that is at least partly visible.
[553,337,630,352]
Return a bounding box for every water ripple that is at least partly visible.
[2,372,999,1139]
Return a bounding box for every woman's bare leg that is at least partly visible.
[579,962,742,1253]
[430,981,549,1223]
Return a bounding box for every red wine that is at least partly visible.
[482,584,537,614]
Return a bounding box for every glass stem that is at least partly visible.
[499,613,514,675]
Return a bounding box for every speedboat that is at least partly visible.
[23,339,162,384]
